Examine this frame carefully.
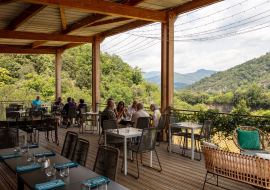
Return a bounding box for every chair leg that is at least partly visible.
[155,149,162,172]
[37,131,39,144]
[136,153,139,179]
[98,133,103,145]
[203,171,208,190]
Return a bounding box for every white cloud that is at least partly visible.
[101,0,270,74]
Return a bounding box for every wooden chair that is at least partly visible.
[233,126,270,152]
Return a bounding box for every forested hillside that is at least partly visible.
[0,44,161,106]
[185,53,270,93]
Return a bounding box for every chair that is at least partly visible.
[93,145,120,182]
[66,106,77,128]
[156,113,168,146]
[71,138,90,167]
[136,117,151,129]
[26,108,43,117]
[6,109,20,119]
[16,116,35,143]
[79,107,97,134]
[233,126,270,152]
[9,103,18,107]
[0,122,18,149]
[61,131,78,160]
[98,114,109,145]
[36,115,58,144]
[183,120,213,160]
[122,127,162,179]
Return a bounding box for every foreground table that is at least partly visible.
[0,146,128,190]
[169,122,203,160]
[104,128,152,175]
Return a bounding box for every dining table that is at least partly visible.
[0,146,129,190]
[169,122,203,160]
[104,127,152,175]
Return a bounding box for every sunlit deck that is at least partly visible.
[0,126,259,190]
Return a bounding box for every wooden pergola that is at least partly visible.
[0,0,222,114]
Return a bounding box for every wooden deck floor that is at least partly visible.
[0,125,260,190]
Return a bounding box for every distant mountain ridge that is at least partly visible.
[184,53,270,92]
[142,69,217,90]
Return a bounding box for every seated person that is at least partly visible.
[62,97,75,125]
[114,101,127,118]
[102,100,123,124]
[127,99,138,116]
[53,97,64,114]
[149,103,161,127]
[32,95,45,113]
[71,98,78,108]
[130,103,149,145]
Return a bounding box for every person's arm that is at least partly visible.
[152,116,156,127]
[114,108,119,117]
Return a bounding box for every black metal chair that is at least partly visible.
[16,116,35,143]
[93,145,120,182]
[183,120,213,160]
[0,122,18,149]
[61,131,78,160]
[98,114,109,145]
[6,109,20,119]
[66,106,78,128]
[71,138,90,167]
[26,108,43,117]
[79,107,96,134]
[156,113,168,146]
[36,115,58,144]
[136,117,151,129]
[103,120,127,147]
[121,127,162,179]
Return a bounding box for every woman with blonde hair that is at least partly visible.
[149,103,161,127]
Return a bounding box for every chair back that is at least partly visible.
[72,138,90,167]
[40,115,56,130]
[16,116,34,133]
[136,117,151,129]
[157,113,168,131]
[86,106,92,112]
[0,122,18,149]
[100,114,109,132]
[67,106,77,118]
[26,108,43,117]
[137,127,157,152]
[169,116,182,134]
[61,131,78,159]
[9,103,18,107]
[93,145,120,182]
[103,120,118,141]
[6,108,20,119]
[199,120,213,142]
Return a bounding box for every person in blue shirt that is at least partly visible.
[32,95,43,110]
[62,97,75,126]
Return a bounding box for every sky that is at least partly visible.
[100,0,270,74]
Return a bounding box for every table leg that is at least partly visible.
[124,137,127,175]
[55,120,58,144]
[191,129,194,160]
[169,125,171,154]
[150,151,152,167]
[185,129,188,149]
[24,132,27,146]
[99,114,101,135]
[104,133,107,146]
[18,177,24,190]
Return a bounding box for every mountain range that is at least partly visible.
[184,52,270,92]
[142,69,217,90]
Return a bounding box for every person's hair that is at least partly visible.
[117,101,124,112]
[133,99,138,104]
[137,103,144,110]
[71,98,75,101]
[36,95,40,98]
[107,98,114,102]
[107,100,114,107]
[67,97,71,102]
[80,99,84,104]
[150,103,159,110]
[58,97,62,101]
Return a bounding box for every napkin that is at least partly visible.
[171,123,181,125]
[54,161,78,169]
[21,144,39,149]
[35,179,65,190]
[1,153,22,160]
[35,151,56,157]
[83,176,110,188]
[16,163,41,173]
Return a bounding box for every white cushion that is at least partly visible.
[255,153,270,160]
[202,141,219,149]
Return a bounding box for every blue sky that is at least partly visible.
[101,0,270,74]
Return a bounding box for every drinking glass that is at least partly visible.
[21,145,29,153]
[46,164,56,177]
[188,120,192,126]
[97,178,107,190]
[27,151,35,162]
[14,143,20,153]
[125,128,130,133]
[38,151,45,163]
[80,182,91,190]
[60,166,69,177]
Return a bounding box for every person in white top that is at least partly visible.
[149,103,161,127]
[127,99,138,116]
[130,102,149,145]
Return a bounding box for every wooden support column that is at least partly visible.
[161,12,177,141]
[92,36,103,112]
[55,50,62,101]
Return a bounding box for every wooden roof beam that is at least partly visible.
[0,44,57,54]
[87,18,133,28]
[0,30,94,43]
[19,0,167,22]
[5,4,46,30]
[172,0,223,15]
[60,7,66,30]
[124,0,147,6]
[0,0,16,6]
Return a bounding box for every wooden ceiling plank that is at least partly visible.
[31,30,62,48]
[124,0,148,6]
[0,44,56,54]
[19,0,167,22]
[0,30,94,43]
[63,14,110,34]
[60,7,66,30]
[172,0,223,15]
[87,18,133,28]
[0,0,16,6]
[6,4,46,30]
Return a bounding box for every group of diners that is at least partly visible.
[102,98,161,145]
